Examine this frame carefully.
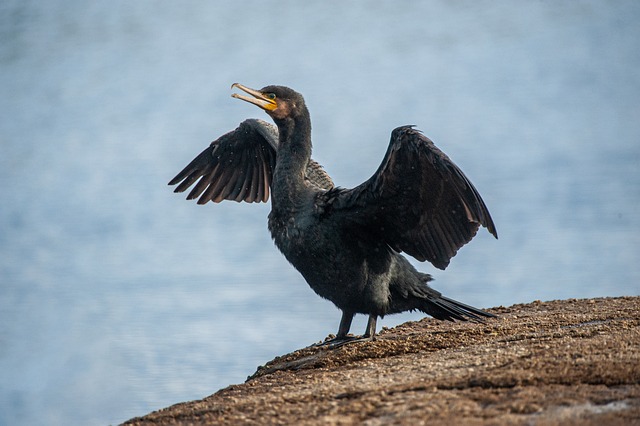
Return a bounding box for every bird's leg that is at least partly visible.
[314,312,376,348]
[313,311,357,347]
[363,315,377,338]
[336,311,355,338]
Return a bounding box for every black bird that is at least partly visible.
[170,83,498,344]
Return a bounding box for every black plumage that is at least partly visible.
[170,84,498,343]
[169,118,333,203]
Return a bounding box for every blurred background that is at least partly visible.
[1,1,638,425]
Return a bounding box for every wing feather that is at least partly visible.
[187,163,217,200]
[170,118,332,204]
[226,145,252,201]
[326,126,497,270]
[169,119,278,204]
[235,150,254,202]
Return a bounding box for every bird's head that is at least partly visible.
[231,83,306,121]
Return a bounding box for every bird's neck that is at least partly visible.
[271,113,313,208]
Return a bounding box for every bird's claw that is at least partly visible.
[311,334,375,349]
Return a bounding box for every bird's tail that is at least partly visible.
[412,272,495,322]
[428,295,496,322]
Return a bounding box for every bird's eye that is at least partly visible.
[266,93,276,100]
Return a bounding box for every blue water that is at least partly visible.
[1,1,639,425]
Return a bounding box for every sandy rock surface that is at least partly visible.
[124,297,639,425]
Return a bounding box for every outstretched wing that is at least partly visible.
[326,126,497,270]
[169,118,333,204]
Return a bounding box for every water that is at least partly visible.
[1,1,639,425]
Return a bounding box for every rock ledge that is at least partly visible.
[124,297,640,425]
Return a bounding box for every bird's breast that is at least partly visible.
[267,210,305,254]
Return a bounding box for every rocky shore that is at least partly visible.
[124,297,639,425]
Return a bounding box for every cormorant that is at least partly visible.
[170,83,498,344]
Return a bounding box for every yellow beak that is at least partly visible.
[231,83,277,111]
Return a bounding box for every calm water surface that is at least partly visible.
[1,1,639,425]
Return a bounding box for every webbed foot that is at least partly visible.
[312,334,374,348]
